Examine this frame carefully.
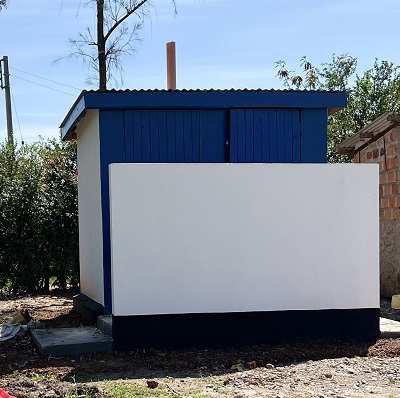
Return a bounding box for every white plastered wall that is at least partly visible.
[77,110,104,306]
[109,163,379,316]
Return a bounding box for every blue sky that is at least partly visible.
[0,0,400,143]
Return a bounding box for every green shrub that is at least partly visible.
[0,139,78,294]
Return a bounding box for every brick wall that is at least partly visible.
[355,126,400,297]
[355,127,399,220]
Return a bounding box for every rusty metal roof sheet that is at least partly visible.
[336,112,400,156]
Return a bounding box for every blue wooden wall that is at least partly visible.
[102,107,327,165]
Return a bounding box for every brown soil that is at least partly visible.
[0,291,399,397]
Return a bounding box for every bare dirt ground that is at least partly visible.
[0,291,400,398]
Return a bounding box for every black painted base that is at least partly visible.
[111,308,380,351]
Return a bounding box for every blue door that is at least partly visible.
[124,109,228,163]
[229,109,301,163]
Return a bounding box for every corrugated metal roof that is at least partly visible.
[61,88,346,127]
[84,88,346,94]
[336,112,400,156]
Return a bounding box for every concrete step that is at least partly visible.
[73,294,104,325]
[380,317,400,338]
[31,327,113,357]
[97,315,112,336]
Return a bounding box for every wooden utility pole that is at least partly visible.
[1,56,13,143]
[166,42,176,90]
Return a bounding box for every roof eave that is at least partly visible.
[336,112,400,157]
[60,89,347,141]
[81,90,347,110]
[60,91,86,140]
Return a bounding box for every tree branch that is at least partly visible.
[104,0,149,42]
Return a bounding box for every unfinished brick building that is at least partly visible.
[337,112,400,297]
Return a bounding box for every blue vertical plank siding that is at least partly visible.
[276,110,286,162]
[199,110,228,162]
[245,110,254,162]
[150,111,160,162]
[167,111,176,162]
[260,110,269,162]
[124,111,134,162]
[292,110,301,163]
[284,111,293,162]
[183,111,193,162]
[253,109,262,163]
[122,109,227,163]
[228,109,245,162]
[132,111,143,162]
[158,110,168,163]
[99,110,126,314]
[175,111,185,162]
[191,111,200,162]
[141,110,151,162]
[301,109,328,163]
[237,111,246,162]
[230,109,302,164]
[268,110,278,162]
[229,110,238,163]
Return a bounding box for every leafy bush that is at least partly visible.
[0,139,78,294]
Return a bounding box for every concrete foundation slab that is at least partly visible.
[31,327,113,357]
[30,317,395,357]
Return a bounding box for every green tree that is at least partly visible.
[61,0,176,90]
[275,54,400,162]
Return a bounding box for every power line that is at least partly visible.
[10,88,24,144]
[10,67,81,91]
[10,74,77,97]
[58,0,64,16]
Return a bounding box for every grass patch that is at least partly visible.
[103,381,170,398]
[102,380,211,398]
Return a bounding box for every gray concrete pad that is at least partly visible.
[31,327,113,357]
[380,317,400,338]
